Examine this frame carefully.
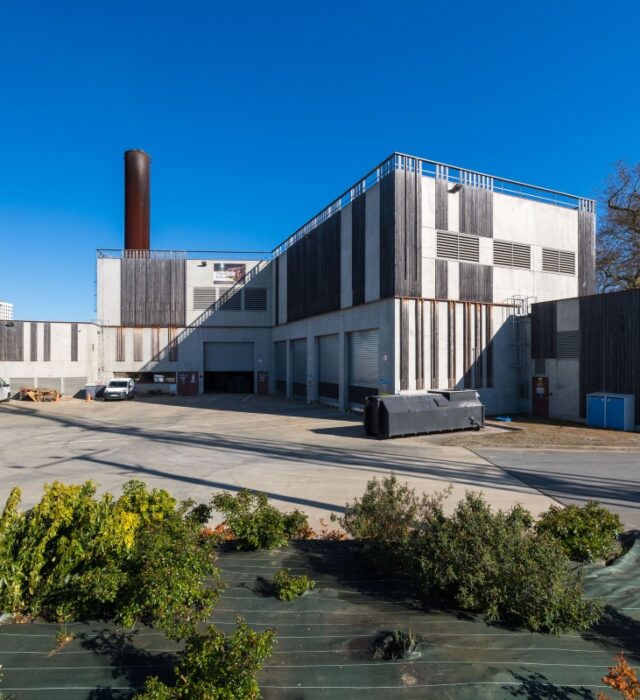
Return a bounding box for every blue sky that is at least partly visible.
[1,1,639,321]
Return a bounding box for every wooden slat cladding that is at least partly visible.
[485,305,493,388]
[579,289,640,419]
[43,322,51,361]
[459,172,493,237]
[400,300,410,390]
[351,193,366,306]
[475,304,483,389]
[430,300,439,389]
[70,323,78,362]
[416,299,424,390]
[435,259,448,299]
[0,321,24,361]
[274,257,279,325]
[531,301,557,359]
[379,169,422,299]
[134,327,143,362]
[435,165,449,231]
[458,263,493,303]
[30,322,38,361]
[463,303,472,388]
[286,213,341,322]
[121,258,186,327]
[116,327,125,362]
[447,301,456,388]
[578,200,596,296]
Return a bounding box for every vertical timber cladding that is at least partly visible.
[531,301,557,359]
[435,164,449,231]
[379,165,422,298]
[485,305,493,388]
[286,215,341,322]
[459,171,494,237]
[447,302,456,388]
[348,329,378,404]
[30,322,38,361]
[0,321,24,361]
[435,259,448,299]
[475,304,483,388]
[463,303,472,388]
[579,290,640,420]
[121,258,186,326]
[70,323,78,362]
[291,338,307,398]
[458,262,493,303]
[578,199,596,296]
[317,334,339,401]
[430,300,439,389]
[400,300,410,390]
[274,340,286,394]
[43,322,51,362]
[416,299,425,390]
[351,193,366,306]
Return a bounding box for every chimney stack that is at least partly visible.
[124,149,151,251]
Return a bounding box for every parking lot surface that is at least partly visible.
[0,394,556,527]
[474,447,640,530]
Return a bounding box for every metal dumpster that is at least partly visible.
[364,390,485,439]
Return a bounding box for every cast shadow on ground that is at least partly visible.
[504,671,596,699]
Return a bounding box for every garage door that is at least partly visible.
[348,329,378,404]
[318,334,339,402]
[291,338,307,399]
[274,341,286,394]
[62,377,89,398]
[204,342,254,371]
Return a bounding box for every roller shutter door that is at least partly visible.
[274,341,286,394]
[62,377,89,398]
[318,334,339,401]
[204,342,254,371]
[348,329,378,404]
[291,338,307,399]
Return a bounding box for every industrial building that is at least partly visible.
[0,301,13,321]
[0,150,597,416]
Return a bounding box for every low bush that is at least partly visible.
[414,491,602,634]
[273,568,315,601]
[134,618,275,699]
[536,501,623,562]
[372,629,418,660]
[338,477,603,634]
[0,480,221,639]
[333,474,433,572]
[598,652,640,699]
[211,490,309,550]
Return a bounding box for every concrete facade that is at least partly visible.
[2,152,595,415]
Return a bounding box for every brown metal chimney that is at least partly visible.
[124,149,151,251]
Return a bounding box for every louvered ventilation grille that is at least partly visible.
[437,231,479,262]
[244,288,267,311]
[493,241,531,269]
[193,287,216,309]
[542,248,575,275]
[534,358,547,375]
[557,331,580,358]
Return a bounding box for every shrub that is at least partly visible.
[536,501,623,562]
[211,490,309,550]
[0,480,221,638]
[598,652,640,699]
[333,475,436,572]
[273,568,315,601]
[372,629,418,660]
[414,491,602,634]
[134,619,275,699]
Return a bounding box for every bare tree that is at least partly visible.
[597,161,640,292]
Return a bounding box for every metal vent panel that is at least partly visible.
[493,240,531,269]
[221,291,242,310]
[557,330,580,359]
[542,248,575,275]
[533,358,547,376]
[436,231,479,262]
[244,288,267,311]
[193,287,216,309]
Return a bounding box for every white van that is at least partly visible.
[0,378,10,402]
[103,378,136,401]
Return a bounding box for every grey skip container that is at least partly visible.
[364,390,485,439]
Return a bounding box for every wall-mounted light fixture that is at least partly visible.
[448,184,462,193]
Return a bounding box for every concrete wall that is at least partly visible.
[271,298,395,410]
[1,321,98,395]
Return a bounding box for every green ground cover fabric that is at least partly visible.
[1,541,639,699]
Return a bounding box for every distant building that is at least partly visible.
[0,301,13,320]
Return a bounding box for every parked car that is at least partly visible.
[103,378,135,401]
[0,378,10,402]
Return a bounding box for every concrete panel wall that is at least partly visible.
[97,259,121,325]
[556,298,579,332]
